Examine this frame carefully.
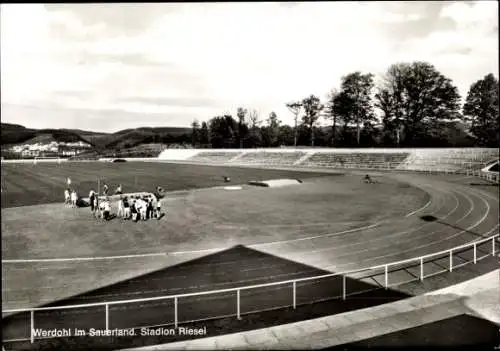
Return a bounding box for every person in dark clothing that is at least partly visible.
[89,191,95,212]
[147,198,154,219]
[123,197,130,219]
[131,200,138,222]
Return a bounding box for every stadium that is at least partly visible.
[1,147,499,350]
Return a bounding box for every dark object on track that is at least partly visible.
[420,215,438,222]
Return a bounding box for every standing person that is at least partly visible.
[131,199,138,222]
[93,195,99,218]
[123,196,130,220]
[70,190,78,208]
[89,190,95,212]
[102,183,109,196]
[64,189,70,206]
[156,197,162,220]
[102,198,111,221]
[117,196,124,218]
[146,198,153,219]
[138,198,147,220]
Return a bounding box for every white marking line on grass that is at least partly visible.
[2,252,167,263]
[1,223,381,263]
[405,199,432,217]
[163,223,381,255]
[250,223,381,247]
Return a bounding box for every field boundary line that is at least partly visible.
[2,252,167,263]
[405,199,432,217]
[1,223,381,263]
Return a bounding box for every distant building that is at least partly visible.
[10,140,92,158]
[21,150,39,157]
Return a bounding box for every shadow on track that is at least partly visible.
[3,245,411,350]
[419,215,488,239]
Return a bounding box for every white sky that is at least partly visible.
[1,2,498,132]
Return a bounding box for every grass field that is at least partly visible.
[1,162,334,208]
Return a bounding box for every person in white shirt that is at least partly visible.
[70,190,78,208]
[64,189,70,206]
[93,196,100,218]
[137,198,147,220]
[156,198,162,220]
[102,200,111,220]
[117,196,124,218]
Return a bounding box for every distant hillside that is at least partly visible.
[1,123,38,145]
[1,123,192,151]
[1,124,93,146]
[100,127,191,150]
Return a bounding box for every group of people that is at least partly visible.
[63,179,165,222]
[88,187,163,222]
[64,188,79,207]
[117,195,162,221]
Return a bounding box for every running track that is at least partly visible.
[2,171,499,343]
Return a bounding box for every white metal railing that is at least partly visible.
[2,234,498,343]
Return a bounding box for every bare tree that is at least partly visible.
[236,107,248,148]
[248,109,261,129]
[247,109,262,147]
[286,101,303,147]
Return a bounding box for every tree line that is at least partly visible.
[191,61,499,148]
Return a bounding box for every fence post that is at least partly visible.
[237,289,241,320]
[293,281,296,309]
[384,265,388,289]
[473,243,477,264]
[30,310,34,343]
[105,304,109,331]
[174,297,178,328]
[342,275,346,300]
[449,250,453,272]
[420,258,424,281]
